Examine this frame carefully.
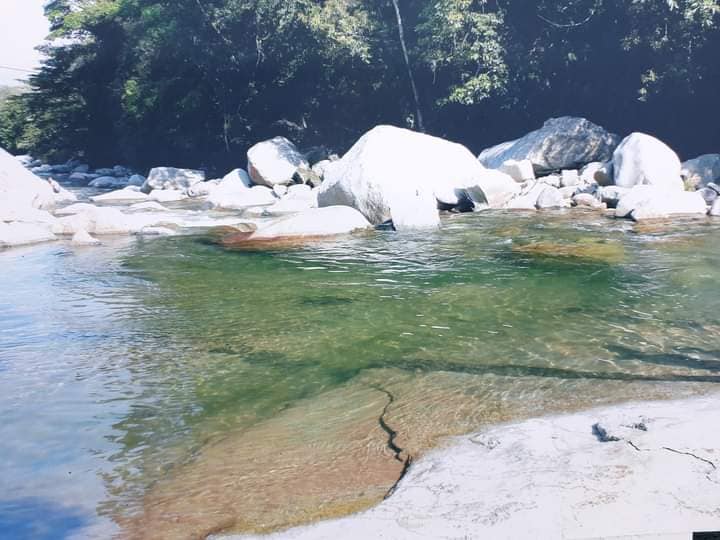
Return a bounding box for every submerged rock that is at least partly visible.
[612,133,684,191]
[247,137,308,187]
[71,229,101,246]
[478,117,619,174]
[221,206,372,245]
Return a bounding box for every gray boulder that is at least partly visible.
[142,167,205,193]
[89,176,129,189]
[612,133,684,191]
[247,137,308,187]
[681,154,720,189]
[478,117,619,174]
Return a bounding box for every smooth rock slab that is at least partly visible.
[229,394,720,540]
[222,206,371,244]
[0,222,56,248]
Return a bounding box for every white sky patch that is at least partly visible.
[0,0,50,86]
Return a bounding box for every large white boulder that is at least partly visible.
[615,185,707,221]
[247,137,308,187]
[318,125,501,230]
[1,148,56,210]
[681,154,720,189]
[612,133,684,191]
[249,206,372,240]
[141,167,205,193]
[478,117,619,174]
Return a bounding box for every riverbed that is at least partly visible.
[1,209,719,538]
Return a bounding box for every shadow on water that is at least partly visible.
[0,498,87,540]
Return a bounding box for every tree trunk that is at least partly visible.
[390,0,425,132]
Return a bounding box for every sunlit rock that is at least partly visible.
[612,133,684,190]
[498,159,535,182]
[247,137,308,187]
[1,147,56,210]
[318,125,502,229]
[615,185,707,221]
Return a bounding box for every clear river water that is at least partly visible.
[1,210,719,539]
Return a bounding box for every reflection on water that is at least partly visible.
[1,212,719,538]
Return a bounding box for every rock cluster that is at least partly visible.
[3,117,719,249]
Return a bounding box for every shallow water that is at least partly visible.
[1,210,719,539]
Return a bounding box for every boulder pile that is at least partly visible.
[3,117,719,249]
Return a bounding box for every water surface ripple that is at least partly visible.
[1,212,719,538]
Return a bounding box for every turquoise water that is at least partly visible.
[1,210,719,538]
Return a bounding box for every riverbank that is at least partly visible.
[227,392,720,540]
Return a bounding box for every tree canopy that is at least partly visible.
[2,0,719,171]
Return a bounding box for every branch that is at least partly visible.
[537,1,601,28]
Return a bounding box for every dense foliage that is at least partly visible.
[2,0,719,171]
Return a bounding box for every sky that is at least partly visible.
[0,0,50,86]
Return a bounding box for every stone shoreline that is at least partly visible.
[225,392,720,540]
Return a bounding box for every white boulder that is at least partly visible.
[612,133,684,191]
[247,137,308,187]
[142,167,205,193]
[318,125,501,229]
[536,186,564,209]
[223,168,253,188]
[499,159,535,182]
[615,185,707,221]
[187,180,221,198]
[1,147,56,210]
